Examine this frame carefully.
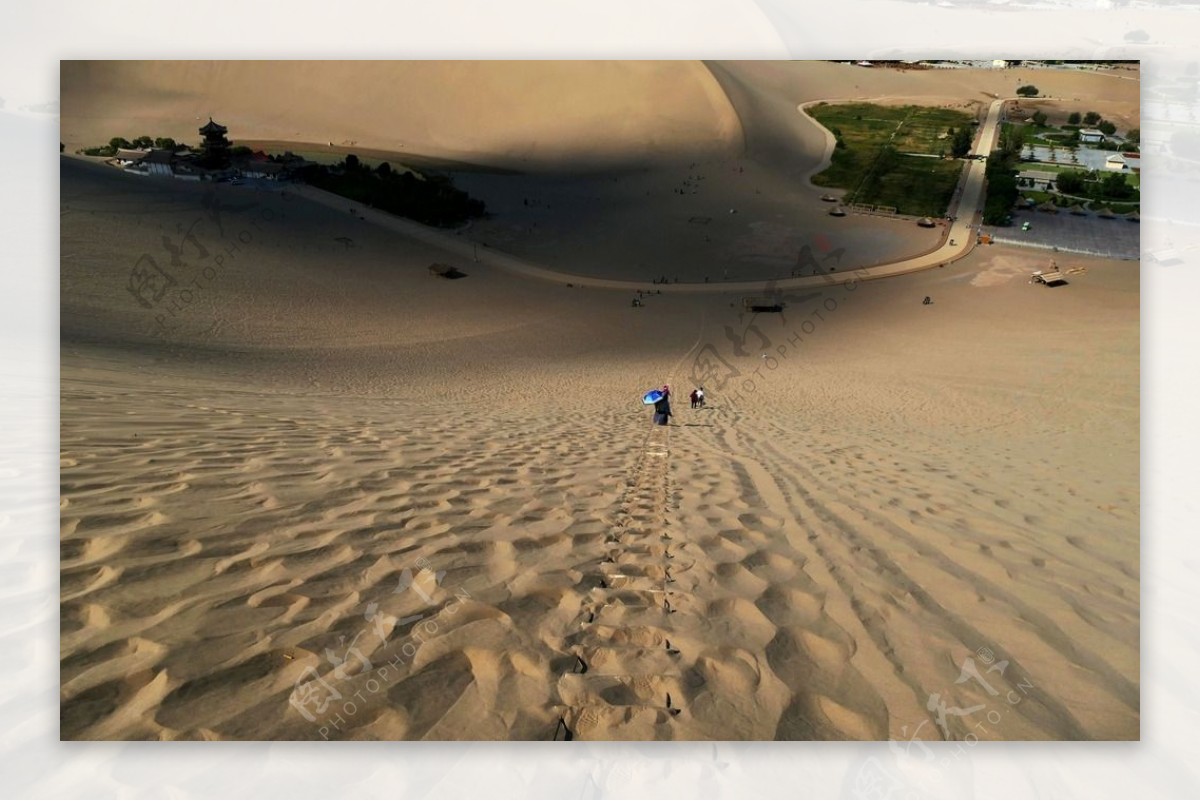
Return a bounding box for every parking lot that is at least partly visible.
[981,208,1140,260]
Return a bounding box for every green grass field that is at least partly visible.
[808,102,973,216]
[1017,163,1081,175]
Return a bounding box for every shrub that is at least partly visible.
[1016,85,1038,97]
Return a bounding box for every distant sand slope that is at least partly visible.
[60,61,742,169]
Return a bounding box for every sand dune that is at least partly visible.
[60,61,742,170]
[60,62,1138,741]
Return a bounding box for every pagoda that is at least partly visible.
[198,117,231,169]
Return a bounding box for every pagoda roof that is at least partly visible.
[199,117,228,135]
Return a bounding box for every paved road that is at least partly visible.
[291,98,1009,294]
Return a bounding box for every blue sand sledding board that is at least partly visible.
[642,389,665,405]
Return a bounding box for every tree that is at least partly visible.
[133,135,154,149]
[951,126,973,158]
[1056,170,1087,194]
[1098,120,1117,136]
[1127,128,1140,144]
[154,137,177,150]
[1016,85,1039,97]
[998,124,1026,157]
[1084,111,1101,125]
[376,162,392,178]
[344,154,361,172]
[1031,110,1048,127]
[1068,111,1082,125]
[1100,171,1132,200]
[108,136,132,152]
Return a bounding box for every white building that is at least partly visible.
[1079,128,1105,143]
[992,59,1008,69]
[113,148,147,168]
[1105,153,1127,171]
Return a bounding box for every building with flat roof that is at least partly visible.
[144,149,175,176]
[241,161,288,180]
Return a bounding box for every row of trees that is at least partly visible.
[298,155,486,228]
[1053,169,1136,201]
[1069,110,1103,126]
[982,149,1020,225]
[81,135,182,157]
[1065,112,1139,143]
[1018,106,1137,145]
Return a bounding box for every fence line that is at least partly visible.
[985,236,1139,261]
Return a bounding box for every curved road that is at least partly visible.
[291,98,1006,294]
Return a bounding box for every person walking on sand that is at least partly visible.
[653,391,673,426]
[697,386,705,408]
[689,388,699,409]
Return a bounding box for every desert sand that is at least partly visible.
[60,61,1139,741]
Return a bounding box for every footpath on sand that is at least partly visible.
[289,98,1006,295]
